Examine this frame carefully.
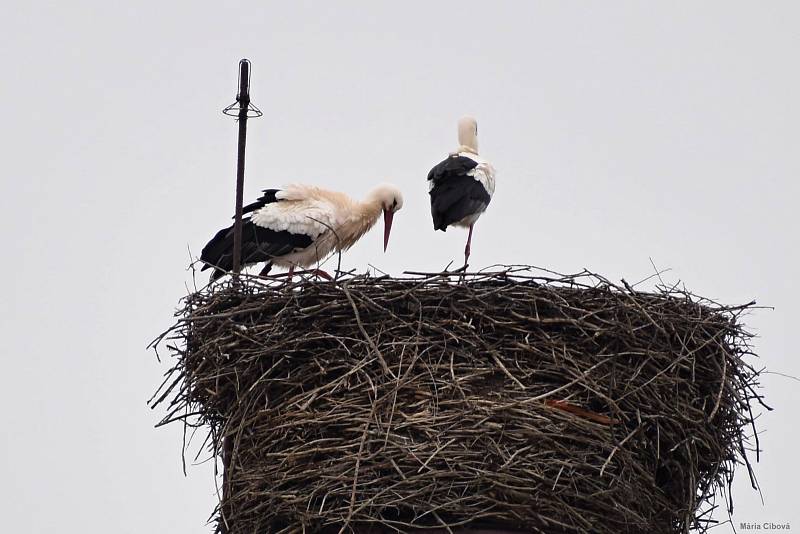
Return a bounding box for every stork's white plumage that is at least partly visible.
[201,183,404,280]
[427,117,496,266]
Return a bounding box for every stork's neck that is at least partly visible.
[453,144,478,155]
[335,196,383,251]
[457,122,479,153]
[356,197,383,224]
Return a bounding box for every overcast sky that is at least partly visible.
[1,1,798,532]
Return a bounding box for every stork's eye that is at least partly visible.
[391,199,398,210]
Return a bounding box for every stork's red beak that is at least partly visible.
[383,210,394,252]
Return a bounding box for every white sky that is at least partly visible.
[1,1,798,532]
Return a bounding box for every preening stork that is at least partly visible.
[200,183,404,281]
[427,117,496,266]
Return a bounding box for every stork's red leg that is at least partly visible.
[286,265,295,284]
[464,223,474,267]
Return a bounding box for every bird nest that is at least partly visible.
[150,267,765,534]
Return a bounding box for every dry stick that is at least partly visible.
[339,400,379,534]
[342,283,396,379]
[708,351,729,424]
[488,349,526,390]
[599,426,640,476]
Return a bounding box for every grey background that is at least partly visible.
[1,1,797,532]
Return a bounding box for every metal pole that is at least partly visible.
[231,59,251,276]
[219,59,259,534]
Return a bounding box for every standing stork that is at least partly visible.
[427,116,496,267]
[200,183,404,281]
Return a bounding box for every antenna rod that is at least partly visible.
[220,58,258,534]
[231,59,251,276]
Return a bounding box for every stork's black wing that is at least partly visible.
[428,155,491,231]
[240,189,281,216]
[201,189,313,280]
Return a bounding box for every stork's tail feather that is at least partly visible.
[209,267,227,281]
[200,225,234,275]
[431,211,449,232]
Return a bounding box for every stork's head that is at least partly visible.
[366,183,404,252]
[457,116,479,154]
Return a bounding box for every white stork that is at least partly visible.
[200,183,404,280]
[427,116,496,267]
